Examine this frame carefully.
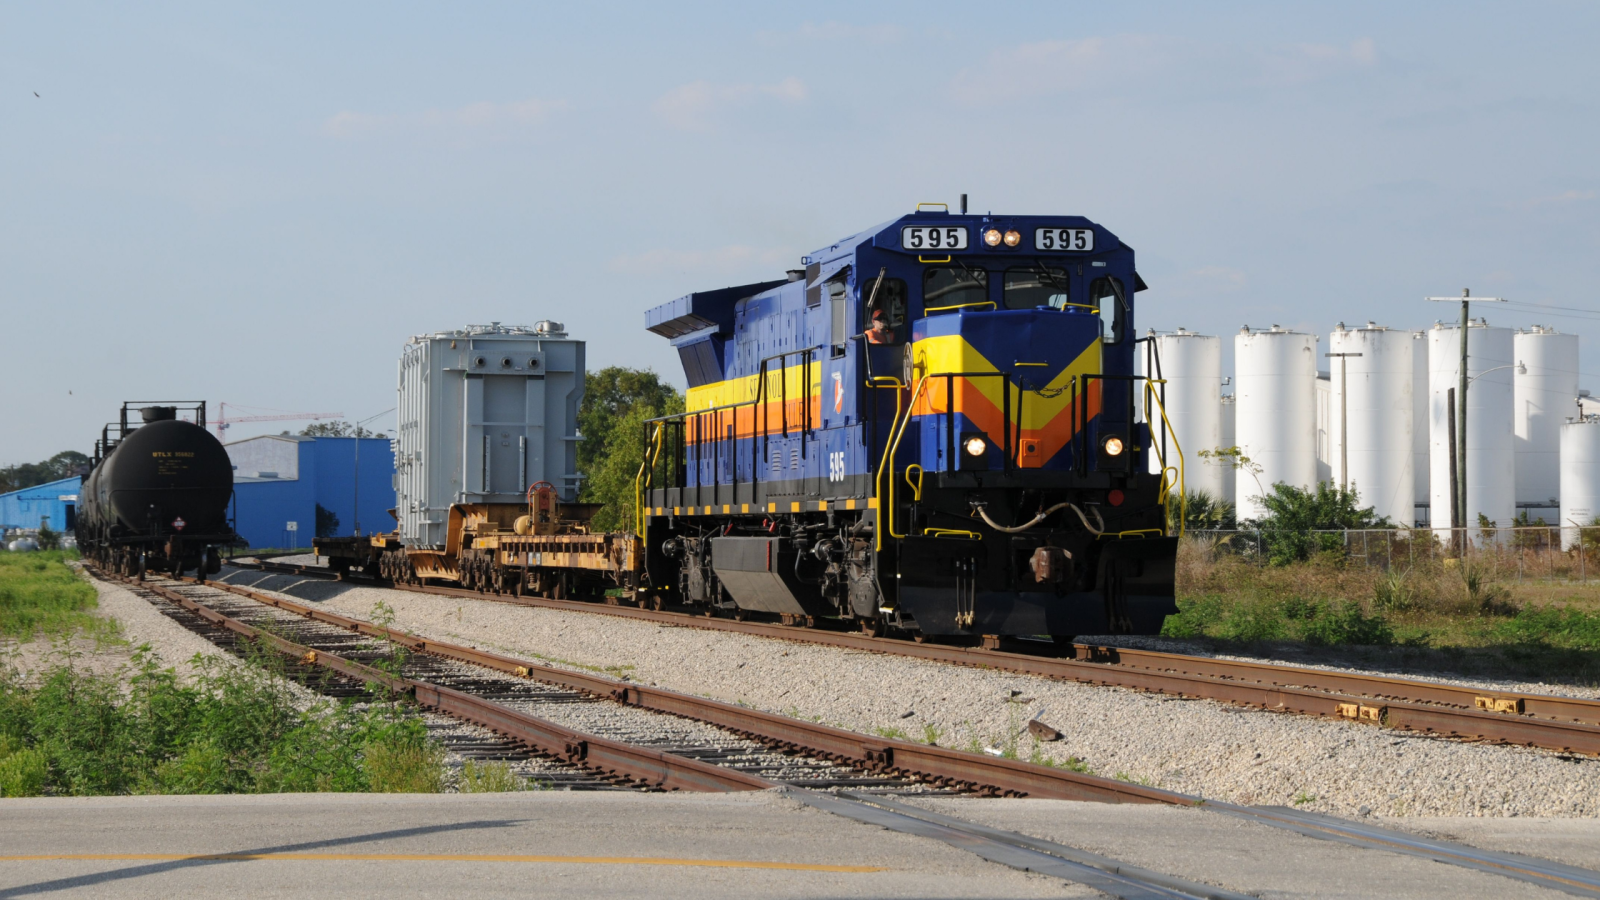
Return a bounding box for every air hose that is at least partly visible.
[974,501,1105,535]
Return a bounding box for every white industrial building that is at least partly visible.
[1142,318,1589,533]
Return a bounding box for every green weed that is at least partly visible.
[458,759,538,793]
[872,725,907,740]
[0,551,113,642]
[0,647,443,797]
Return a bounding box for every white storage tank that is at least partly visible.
[1234,326,1318,520]
[1327,323,1415,527]
[1148,330,1224,501]
[1515,327,1579,513]
[1561,417,1600,549]
[1412,331,1429,524]
[1219,393,1236,512]
[1428,320,1515,540]
[395,322,585,549]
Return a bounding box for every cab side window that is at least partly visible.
[829,281,848,357]
[1089,276,1126,344]
[860,275,907,345]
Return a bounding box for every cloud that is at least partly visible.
[951,34,1380,104]
[949,35,1171,104]
[1518,189,1597,209]
[322,98,565,139]
[1263,37,1380,83]
[1171,266,1248,295]
[759,21,903,44]
[608,245,793,276]
[652,77,807,131]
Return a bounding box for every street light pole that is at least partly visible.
[1325,350,1363,491]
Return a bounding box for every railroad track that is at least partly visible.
[94,565,1600,900]
[224,557,1600,758]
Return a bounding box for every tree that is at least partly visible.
[578,368,681,482]
[299,421,386,439]
[577,368,683,531]
[0,450,93,494]
[1249,482,1391,566]
[315,504,341,538]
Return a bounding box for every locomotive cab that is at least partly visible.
[640,207,1182,640]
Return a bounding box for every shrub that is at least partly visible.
[1249,482,1390,566]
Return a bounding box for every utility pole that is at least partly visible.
[1426,290,1506,539]
[1325,349,1363,491]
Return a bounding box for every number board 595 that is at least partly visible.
[1035,228,1094,252]
[901,226,968,251]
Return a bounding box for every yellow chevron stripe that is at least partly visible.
[910,334,1101,430]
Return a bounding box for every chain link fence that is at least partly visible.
[1187,526,1600,582]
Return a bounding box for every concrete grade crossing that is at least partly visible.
[3,792,1599,899]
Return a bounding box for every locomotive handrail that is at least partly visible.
[870,376,910,552]
[903,464,924,502]
[634,422,666,536]
[924,300,997,314]
[882,374,931,547]
[1142,379,1187,537]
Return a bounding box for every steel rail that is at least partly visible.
[113,573,770,793]
[222,559,1600,756]
[185,573,1187,805]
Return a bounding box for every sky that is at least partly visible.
[3,1,1598,463]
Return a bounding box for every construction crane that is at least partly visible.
[214,403,345,438]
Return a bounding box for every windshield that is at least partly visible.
[1003,267,1070,310]
[923,267,988,311]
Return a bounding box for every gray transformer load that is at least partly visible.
[395,322,585,550]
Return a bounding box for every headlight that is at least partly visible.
[1003,230,1021,247]
[1102,436,1124,456]
[983,228,1003,247]
[964,436,988,457]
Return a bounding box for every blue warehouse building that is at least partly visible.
[0,477,82,535]
[226,435,395,551]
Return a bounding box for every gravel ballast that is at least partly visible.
[219,565,1600,819]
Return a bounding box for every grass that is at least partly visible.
[0,645,446,797]
[0,550,116,643]
[1165,538,1600,679]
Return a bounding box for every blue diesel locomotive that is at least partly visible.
[638,205,1184,641]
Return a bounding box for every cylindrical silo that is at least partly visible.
[1561,417,1600,549]
[1219,393,1236,512]
[1428,320,1515,542]
[1328,323,1414,527]
[1234,326,1318,521]
[1515,327,1579,513]
[1149,330,1224,501]
[1412,332,1429,522]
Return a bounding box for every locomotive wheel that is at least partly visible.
[649,595,664,611]
[859,618,883,637]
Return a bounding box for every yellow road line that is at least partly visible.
[0,853,885,872]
